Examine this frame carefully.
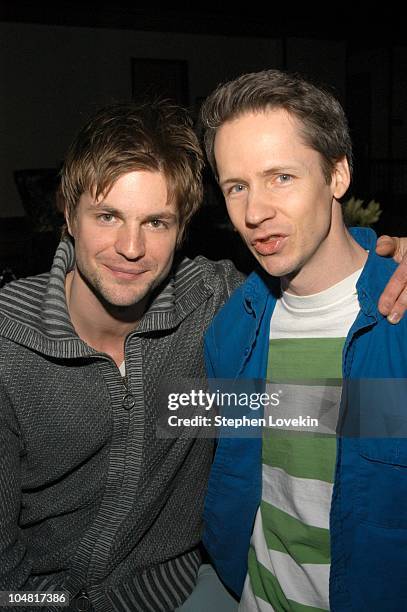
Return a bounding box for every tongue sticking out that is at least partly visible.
[253,236,287,256]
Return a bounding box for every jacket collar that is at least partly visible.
[351,227,396,321]
[0,239,214,357]
[242,266,280,318]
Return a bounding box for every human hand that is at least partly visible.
[376,235,407,323]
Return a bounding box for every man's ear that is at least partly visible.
[331,156,351,200]
[65,208,75,238]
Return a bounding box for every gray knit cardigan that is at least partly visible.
[0,240,243,611]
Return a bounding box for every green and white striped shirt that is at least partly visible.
[240,269,362,611]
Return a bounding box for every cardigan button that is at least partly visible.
[74,590,91,611]
[123,393,136,410]
[244,348,249,355]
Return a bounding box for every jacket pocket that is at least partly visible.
[358,439,407,529]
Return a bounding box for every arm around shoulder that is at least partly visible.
[197,256,245,303]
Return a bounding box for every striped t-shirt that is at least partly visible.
[240,268,363,611]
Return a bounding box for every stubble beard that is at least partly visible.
[85,266,155,310]
[76,256,175,316]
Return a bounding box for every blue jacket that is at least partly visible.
[203,228,407,611]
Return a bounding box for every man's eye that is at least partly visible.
[229,184,246,195]
[149,219,166,228]
[98,213,115,223]
[277,174,293,184]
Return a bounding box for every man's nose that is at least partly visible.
[245,187,277,227]
[115,224,146,260]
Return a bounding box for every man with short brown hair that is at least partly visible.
[0,99,242,611]
[201,69,407,611]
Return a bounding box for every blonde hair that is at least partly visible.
[61,100,204,245]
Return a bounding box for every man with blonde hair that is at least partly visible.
[0,100,242,611]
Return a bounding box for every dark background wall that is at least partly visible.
[0,6,406,275]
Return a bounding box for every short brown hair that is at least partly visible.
[61,100,204,245]
[200,69,353,185]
